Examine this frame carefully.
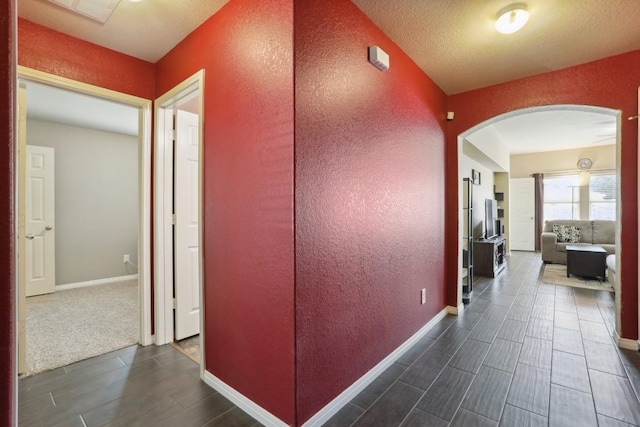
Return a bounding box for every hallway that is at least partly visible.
[18,252,640,426]
[326,252,640,426]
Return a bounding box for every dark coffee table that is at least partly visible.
[566,245,607,281]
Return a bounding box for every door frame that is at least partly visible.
[17,66,154,346]
[17,82,26,375]
[153,70,205,373]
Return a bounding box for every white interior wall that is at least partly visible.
[27,119,138,285]
[465,126,510,171]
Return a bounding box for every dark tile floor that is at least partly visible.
[325,251,640,427]
[19,252,640,426]
[18,343,260,426]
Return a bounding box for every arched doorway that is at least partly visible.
[455,104,623,340]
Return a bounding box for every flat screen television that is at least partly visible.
[485,199,496,239]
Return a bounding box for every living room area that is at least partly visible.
[459,105,619,325]
[438,106,640,425]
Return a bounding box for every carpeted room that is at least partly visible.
[25,280,138,375]
[21,84,140,376]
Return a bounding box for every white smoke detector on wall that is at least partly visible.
[368,46,390,71]
[577,158,593,170]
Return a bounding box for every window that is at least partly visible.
[589,173,616,220]
[542,172,617,222]
[543,175,580,221]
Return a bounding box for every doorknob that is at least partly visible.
[26,233,35,240]
[45,226,53,231]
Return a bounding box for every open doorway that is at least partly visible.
[456,104,623,342]
[16,67,153,376]
[154,71,205,368]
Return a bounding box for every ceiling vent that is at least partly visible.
[47,0,122,24]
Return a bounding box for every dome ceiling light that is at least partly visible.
[495,3,530,34]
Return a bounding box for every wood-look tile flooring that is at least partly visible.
[326,252,640,427]
[19,252,640,426]
[18,343,260,426]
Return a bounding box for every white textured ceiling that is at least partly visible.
[352,0,640,94]
[19,0,640,93]
[24,80,139,136]
[466,109,616,157]
[19,0,230,62]
[17,0,633,150]
[491,110,616,154]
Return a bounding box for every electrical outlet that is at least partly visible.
[421,288,426,305]
[123,254,130,264]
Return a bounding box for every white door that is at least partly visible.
[174,110,200,340]
[510,177,535,251]
[25,145,56,296]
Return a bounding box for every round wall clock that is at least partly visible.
[577,158,593,170]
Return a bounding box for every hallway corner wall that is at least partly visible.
[294,0,448,423]
[155,0,295,424]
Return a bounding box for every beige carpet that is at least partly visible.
[24,280,138,376]
[542,264,614,292]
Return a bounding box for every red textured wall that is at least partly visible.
[155,0,295,424]
[0,2,16,425]
[447,50,640,339]
[294,0,447,422]
[18,19,154,99]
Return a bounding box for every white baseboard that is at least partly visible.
[447,304,464,315]
[614,330,638,350]
[201,306,454,427]
[301,307,450,427]
[55,274,138,291]
[202,371,288,427]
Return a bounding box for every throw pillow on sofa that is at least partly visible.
[552,224,581,243]
[566,226,581,243]
[552,224,564,241]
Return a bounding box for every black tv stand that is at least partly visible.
[473,236,507,278]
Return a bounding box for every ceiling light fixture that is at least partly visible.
[495,3,529,34]
[127,0,143,2]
